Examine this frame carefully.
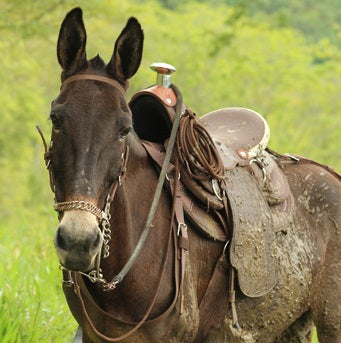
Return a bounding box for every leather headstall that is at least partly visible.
[60,74,127,94]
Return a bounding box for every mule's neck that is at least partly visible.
[109,135,163,266]
[93,134,174,320]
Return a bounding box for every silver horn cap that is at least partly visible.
[150,62,176,88]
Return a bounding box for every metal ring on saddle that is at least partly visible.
[250,157,267,182]
[211,178,224,201]
[223,240,230,255]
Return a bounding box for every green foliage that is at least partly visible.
[229,0,341,48]
[157,0,341,49]
[0,0,339,341]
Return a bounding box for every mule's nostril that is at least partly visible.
[84,229,102,252]
[56,225,69,250]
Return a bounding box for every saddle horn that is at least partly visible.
[150,62,176,88]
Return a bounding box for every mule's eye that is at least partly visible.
[50,113,61,132]
[119,127,131,138]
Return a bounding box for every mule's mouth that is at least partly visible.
[57,249,99,273]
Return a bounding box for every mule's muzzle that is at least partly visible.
[56,224,102,253]
[53,210,103,272]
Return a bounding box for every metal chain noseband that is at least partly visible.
[54,201,103,220]
[101,196,112,259]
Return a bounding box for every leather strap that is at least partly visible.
[142,140,238,339]
[61,74,127,94]
[168,156,189,314]
[36,125,55,192]
[110,84,184,286]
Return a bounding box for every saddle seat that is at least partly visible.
[200,107,270,170]
[200,108,290,206]
[130,87,291,210]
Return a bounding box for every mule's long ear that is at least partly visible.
[106,17,144,82]
[57,7,87,77]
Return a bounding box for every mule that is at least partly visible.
[47,7,341,343]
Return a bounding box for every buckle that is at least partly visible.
[177,223,187,236]
[165,172,180,182]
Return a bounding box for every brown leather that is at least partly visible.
[61,74,127,94]
[249,150,291,206]
[62,212,181,342]
[129,86,184,144]
[130,84,177,107]
[180,168,224,210]
[130,91,280,214]
[61,155,191,341]
[141,141,227,243]
[132,88,281,300]
[193,254,230,342]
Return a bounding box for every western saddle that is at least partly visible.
[129,63,292,299]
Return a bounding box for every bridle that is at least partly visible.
[53,143,129,261]
[37,74,184,290]
[38,73,188,341]
[37,74,131,288]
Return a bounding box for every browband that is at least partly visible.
[61,74,127,94]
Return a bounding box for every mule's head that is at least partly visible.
[50,8,143,272]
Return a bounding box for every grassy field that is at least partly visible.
[0,211,319,342]
[0,213,76,342]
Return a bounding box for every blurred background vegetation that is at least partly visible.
[0,0,340,341]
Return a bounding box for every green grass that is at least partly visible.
[0,210,76,342]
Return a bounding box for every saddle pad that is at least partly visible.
[227,166,277,297]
